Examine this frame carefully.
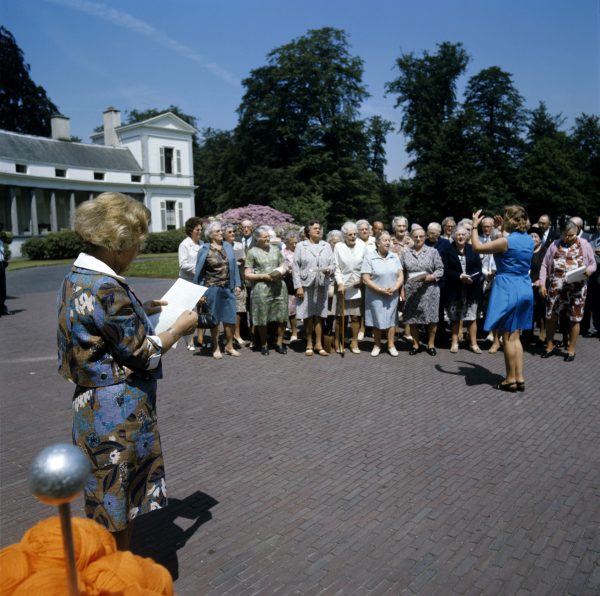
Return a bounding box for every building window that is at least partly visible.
[16,163,27,173]
[94,172,105,180]
[131,174,141,182]
[55,168,66,177]
[159,147,181,175]
[160,200,179,230]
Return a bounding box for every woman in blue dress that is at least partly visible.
[471,206,534,392]
[361,231,404,357]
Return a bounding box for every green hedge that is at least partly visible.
[21,229,186,260]
[141,229,186,254]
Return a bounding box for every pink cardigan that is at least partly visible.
[539,238,597,286]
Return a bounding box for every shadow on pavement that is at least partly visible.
[130,490,218,580]
[435,360,504,387]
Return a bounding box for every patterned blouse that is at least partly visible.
[204,245,230,287]
[57,253,162,388]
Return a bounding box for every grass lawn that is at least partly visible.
[8,253,179,279]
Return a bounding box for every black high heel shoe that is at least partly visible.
[494,381,518,392]
[516,381,525,392]
[274,344,287,355]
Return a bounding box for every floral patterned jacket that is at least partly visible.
[57,253,163,387]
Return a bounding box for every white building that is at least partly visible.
[0,108,197,256]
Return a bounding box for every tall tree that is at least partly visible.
[386,42,469,164]
[571,114,600,220]
[230,27,387,226]
[461,66,527,213]
[0,26,59,136]
[385,42,472,221]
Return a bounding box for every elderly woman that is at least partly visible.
[334,221,366,354]
[282,229,300,342]
[361,231,404,356]
[193,221,242,359]
[471,206,534,391]
[443,226,484,353]
[293,221,335,356]
[539,220,596,361]
[403,227,444,355]
[223,222,249,349]
[392,216,414,251]
[178,217,204,350]
[57,192,197,549]
[244,225,288,355]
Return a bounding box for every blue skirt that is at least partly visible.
[484,274,533,333]
[205,286,236,325]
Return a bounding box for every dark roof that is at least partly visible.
[0,130,142,172]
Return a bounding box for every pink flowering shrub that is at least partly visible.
[218,204,295,226]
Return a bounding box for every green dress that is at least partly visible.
[246,245,288,326]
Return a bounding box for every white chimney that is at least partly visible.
[51,114,71,141]
[103,107,121,146]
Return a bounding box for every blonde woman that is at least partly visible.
[57,192,197,549]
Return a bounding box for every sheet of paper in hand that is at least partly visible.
[149,278,207,334]
[408,271,427,281]
[565,266,587,284]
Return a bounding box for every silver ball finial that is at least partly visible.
[29,444,91,505]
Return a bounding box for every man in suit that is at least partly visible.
[479,217,495,244]
[537,214,560,247]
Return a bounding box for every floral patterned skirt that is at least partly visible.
[72,377,167,532]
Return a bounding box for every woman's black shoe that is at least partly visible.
[494,381,518,392]
[275,344,287,355]
[564,353,576,362]
[541,347,557,359]
[261,346,269,356]
[516,382,525,392]
[425,347,437,356]
[408,346,422,355]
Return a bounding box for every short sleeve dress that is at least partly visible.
[484,231,534,332]
[361,250,402,329]
[246,245,288,326]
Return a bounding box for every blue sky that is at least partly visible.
[2,0,599,180]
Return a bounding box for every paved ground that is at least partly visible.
[1,265,599,595]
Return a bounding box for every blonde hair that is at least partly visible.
[73,192,150,251]
[503,205,529,233]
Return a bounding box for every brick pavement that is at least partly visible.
[1,265,599,594]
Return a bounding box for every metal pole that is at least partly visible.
[58,502,79,596]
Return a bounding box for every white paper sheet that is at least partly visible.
[149,278,207,334]
[565,266,587,284]
[408,271,427,281]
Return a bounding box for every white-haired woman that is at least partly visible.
[282,229,300,342]
[403,227,444,355]
[193,221,242,359]
[361,231,404,356]
[244,225,289,355]
[293,221,335,356]
[58,192,197,549]
[334,221,366,353]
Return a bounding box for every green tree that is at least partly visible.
[386,42,469,164]
[385,42,472,221]
[571,114,600,220]
[0,26,59,136]
[461,66,527,213]
[230,27,386,227]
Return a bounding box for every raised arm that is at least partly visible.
[471,210,508,254]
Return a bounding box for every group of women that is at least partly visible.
[57,192,596,547]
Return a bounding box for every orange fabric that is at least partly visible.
[1,516,173,595]
[0,545,30,595]
[20,516,116,572]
